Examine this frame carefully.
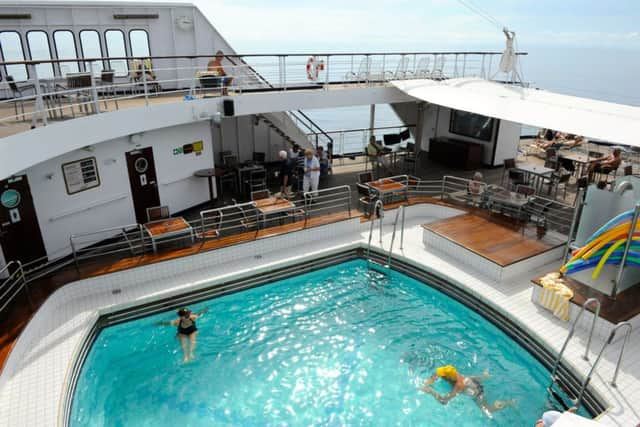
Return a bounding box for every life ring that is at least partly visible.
[306,56,324,81]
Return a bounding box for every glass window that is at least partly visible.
[79,30,103,75]
[0,31,28,81]
[26,31,54,79]
[53,30,80,76]
[129,29,150,57]
[104,30,128,77]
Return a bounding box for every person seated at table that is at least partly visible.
[366,136,391,171]
[586,147,622,182]
[132,58,159,90]
[206,50,233,95]
[468,172,485,195]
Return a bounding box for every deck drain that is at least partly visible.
[254,255,263,259]
[111,289,122,295]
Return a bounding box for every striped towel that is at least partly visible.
[538,283,573,321]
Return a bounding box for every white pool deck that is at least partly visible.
[0,203,638,426]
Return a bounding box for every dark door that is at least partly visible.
[0,175,47,266]
[126,147,160,224]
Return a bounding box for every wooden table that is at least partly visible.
[366,178,407,201]
[254,197,296,227]
[144,217,194,252]
[515,163,554,193]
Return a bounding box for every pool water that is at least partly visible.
[70,260,574,426]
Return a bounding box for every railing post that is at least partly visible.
[381,55,386,81]
[139,224,146,254]
[88,62,100,113]
[140,60,149,106]
[283,55,287,90]
[400,205,406,250]
[613,203,640,299]
[29,64,47,127]
[563,188,584,262]
[582,298,601,360]
[324,55,330,90]
[462,54,467,77]
[611,322,632,387]
[70,236,79,271]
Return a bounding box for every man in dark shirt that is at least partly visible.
[279,150,293,197]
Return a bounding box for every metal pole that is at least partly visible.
[30,64,47,127]
[369,104,376,139]
[564,188,584,262]
[282,56,287,90]
[611,322,632,387]
[324,55,330,90]
[400,203,406,250]
[387,206,402,265]
[141,60,149,106]
[613,203,640,299]
[88,62,100,113]
[379,204,384,244]
[582,298,601,360]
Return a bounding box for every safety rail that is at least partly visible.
[387,205,405,266]
[288,110,334,150]
[0,261,29,313]
[366,200,385,261]
[70,224,146,269]
[317,125,416,157]
[0,50,525,136]
[303,185,352,220]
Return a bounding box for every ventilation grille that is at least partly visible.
[0,14,31,19]
[113,13,159,20]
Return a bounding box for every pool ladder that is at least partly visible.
[548,298,633,410]
[365,201,405,267]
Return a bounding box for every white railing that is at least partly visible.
[0,51,524,135]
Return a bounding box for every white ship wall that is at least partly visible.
[24,120,213,259]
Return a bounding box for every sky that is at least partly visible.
[192,0,640,52]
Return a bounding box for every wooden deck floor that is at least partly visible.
[423,213,564,267]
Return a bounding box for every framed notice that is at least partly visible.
[62,157,101,195]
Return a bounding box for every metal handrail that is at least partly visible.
[387,205,404,265]
[549,298,601,390]
[610,321,632,387]
[366,200,384,260]
[0,260,28,313]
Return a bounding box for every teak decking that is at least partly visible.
[423,213,563,267]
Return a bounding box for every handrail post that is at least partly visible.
[88,62,100,113]
[324,55,330,90]
[613,203,640,299]
[611,322,632,387]
[378,200,384,244]
[582,298,601,360]
[141,59,149,106]
[400,203,406,250]
[139,224,146,254]
[387,206,402,265]
[563,188,584,262]
[29,64,47,127]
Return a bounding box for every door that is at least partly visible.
[0,175,47,266]
[126,147,160,224]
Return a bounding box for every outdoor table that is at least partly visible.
[489,190,530,221]
[144,217,194,252]
[366,178,407,202]
[193,168,217,204]
[254,196,296,227]
[514,163,554,193]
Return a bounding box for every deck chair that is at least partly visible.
[384,56,410,80]
[407,57,431,79]
[146,205,170,222]
[345,56,372,81]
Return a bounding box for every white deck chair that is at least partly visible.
[406,57,431,79]
[384,56,410,80]
[345,56,372,81]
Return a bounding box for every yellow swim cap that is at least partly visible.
[436,365,458,381]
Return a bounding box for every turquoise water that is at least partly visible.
[70,260,574,426]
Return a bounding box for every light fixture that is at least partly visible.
[82,145,95,152]
[129,133,143,144]
[44,172,55,180]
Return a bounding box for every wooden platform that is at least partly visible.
[532,274,640,324]
[423,213,564,267]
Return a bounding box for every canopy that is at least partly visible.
[392,78,640,147]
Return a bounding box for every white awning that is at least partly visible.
[392,78,640,147]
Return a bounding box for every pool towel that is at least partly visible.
[537,274,574,321]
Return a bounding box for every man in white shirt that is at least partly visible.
[302,148,321,195]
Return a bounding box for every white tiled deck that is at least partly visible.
[0,204,638,427]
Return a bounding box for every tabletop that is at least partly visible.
[366,179,406,192]
[515,163,554,176]
[145,217,191,237]
[193,168,217,178]
[490,190,530,207]
[254,197,295,214]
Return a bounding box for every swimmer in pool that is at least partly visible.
[156,307,208,363]
[421,365,515,416]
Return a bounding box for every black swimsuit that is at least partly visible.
[177,317,197,336]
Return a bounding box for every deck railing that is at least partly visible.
[0,51,525,135]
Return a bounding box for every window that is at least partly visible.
[79,30,103,75]
[449,110,495,142]
[0,31,27,81]
[53,30,79,76]
[26,31,54,79]
[129,29,150,57]
[104,29,128,77]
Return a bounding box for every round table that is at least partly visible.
[193,168,218,203]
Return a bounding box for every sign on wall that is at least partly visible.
[62,157,101,195]
[173,140,204,156]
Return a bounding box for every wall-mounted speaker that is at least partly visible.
[223,99,234,117]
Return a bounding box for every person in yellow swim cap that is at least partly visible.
[421,365,515,416]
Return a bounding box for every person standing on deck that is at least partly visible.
[278,150,294,198]
[302,148,321,195]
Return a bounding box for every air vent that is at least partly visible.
[113,13,159,20]
[0,14,31,19]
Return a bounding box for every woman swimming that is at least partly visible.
[156,307,208,363]
[420,365,515,417]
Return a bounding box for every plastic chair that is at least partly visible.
[357,171,373,185]
[146,205,170,222]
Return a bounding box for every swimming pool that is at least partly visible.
[69,259,582,426]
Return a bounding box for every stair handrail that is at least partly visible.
[549,298,601,386]
[610,321,632,387]
[0,260,28,313]
[387,205,404,265]
[366,200,384,259]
